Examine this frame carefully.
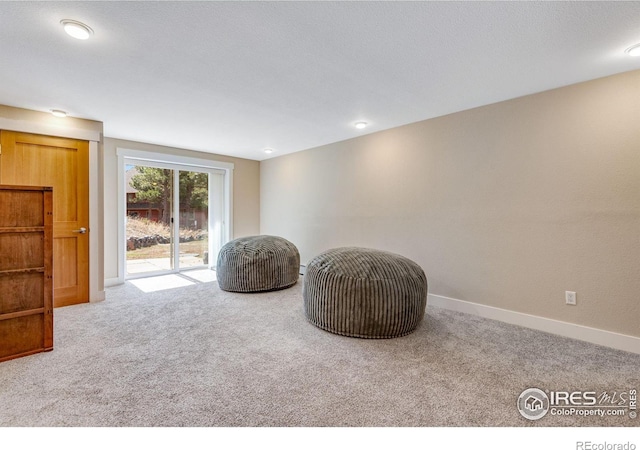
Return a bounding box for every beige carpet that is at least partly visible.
[0,275,638,427]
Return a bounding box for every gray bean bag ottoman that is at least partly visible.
[303,247,427,338]
[217,235,300,292]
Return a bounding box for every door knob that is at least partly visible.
[72,227,87,234]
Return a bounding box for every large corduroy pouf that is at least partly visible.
[217,235,300,292]
[303,247,428,338]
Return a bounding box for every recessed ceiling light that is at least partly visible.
[61,19,93,40]
[355,122,368,129]
[625,43,640,57]
[264,148,274,154]
[50,109,67,118]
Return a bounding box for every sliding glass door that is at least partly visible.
[177,170,209,269]
[126,164,175,276]
[124,159,226,279]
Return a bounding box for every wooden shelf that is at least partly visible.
[0,227,45,233]
[0,308,46,321]
[0,185,53,363]
[0,267,45,276]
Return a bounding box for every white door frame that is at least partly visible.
[116,147,233,284]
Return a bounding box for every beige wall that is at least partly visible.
[103,138,260,281]
[261,70,640,338]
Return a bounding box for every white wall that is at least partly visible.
[260,70,640,339]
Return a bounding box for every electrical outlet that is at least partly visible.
[565,291,577,305]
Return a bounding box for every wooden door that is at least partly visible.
[0,131,89,307]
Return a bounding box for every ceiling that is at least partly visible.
[1,1,639,161]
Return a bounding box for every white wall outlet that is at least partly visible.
[565,291,577,305]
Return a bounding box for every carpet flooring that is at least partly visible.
[1,275,638,427]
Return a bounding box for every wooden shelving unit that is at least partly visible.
[0,185,53,362]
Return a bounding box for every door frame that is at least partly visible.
[116,147,233,284]
[0,117,104,303]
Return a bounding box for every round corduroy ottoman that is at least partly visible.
[216,235,300,292]
[303,247,428,338]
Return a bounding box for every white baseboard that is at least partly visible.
[104,277,124,287]
[428,294,640,355]
[90,290,106,303]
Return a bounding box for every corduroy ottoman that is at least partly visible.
[216,235,300,292]
[303,247,428,338]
